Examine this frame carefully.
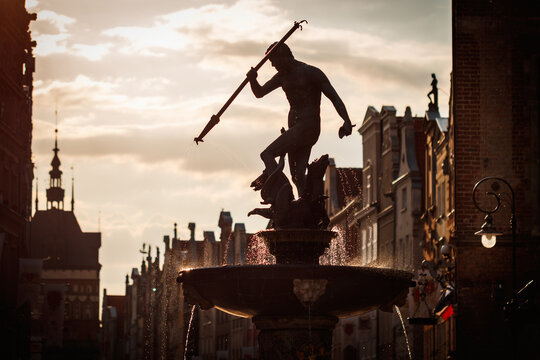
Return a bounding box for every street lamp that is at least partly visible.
[472,176,516,294]
[474,213,502,248]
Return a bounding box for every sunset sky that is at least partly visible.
[28,0,451,294]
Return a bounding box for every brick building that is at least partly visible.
[452,0,539,358]
[0,0,36,357]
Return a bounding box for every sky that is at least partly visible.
[28,0,451,294]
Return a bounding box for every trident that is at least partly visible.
[194,20,307,144]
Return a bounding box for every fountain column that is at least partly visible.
[254,315,337,359]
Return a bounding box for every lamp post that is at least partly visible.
[472,176,517,299]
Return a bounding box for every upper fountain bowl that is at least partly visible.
[178,264,414,319]
[258,229,335,264]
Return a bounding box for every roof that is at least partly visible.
[30,208,101,269]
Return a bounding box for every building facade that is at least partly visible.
[0,0,36,357]
[327,104,429,360]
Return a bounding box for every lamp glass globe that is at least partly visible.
[481,234,497,248]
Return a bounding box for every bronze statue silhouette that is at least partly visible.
[247,42,354,196]
[427,73,438,107]
[193,22,354,229]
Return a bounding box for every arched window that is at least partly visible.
[73,301,81,319]
[83,302,92,319]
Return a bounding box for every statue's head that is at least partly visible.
[266,42,294,71]
[431,73,436,78]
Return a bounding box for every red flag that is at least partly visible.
[437,304,454,321]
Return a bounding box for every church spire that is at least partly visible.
[46,124,65,210]
[71,166,75,212]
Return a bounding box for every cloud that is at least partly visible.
[36,10,76,33]
[33,75,173,112]
[72,43,112,61]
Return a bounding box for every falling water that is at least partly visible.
[183,305,196,360]
[222,232,233,265]
[394,305,412,360]
[246,234,275,264]
[319,226,346,265]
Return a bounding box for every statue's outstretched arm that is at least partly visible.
[319,71,354,137]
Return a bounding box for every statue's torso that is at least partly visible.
[280,61,322,128]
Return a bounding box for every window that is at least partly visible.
[404,235,410,268]
[436,182,446,218]
[367,227,372,263]
[366,175,372,206]
[401,187,407,210]
[397,238,403,268]
[361,230,367,265]
[64,302,71,319]
[372,224,377,261]
[73,301,81,319]
[83,302,92,319]
[441,180,446,216]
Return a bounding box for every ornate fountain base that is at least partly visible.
[177,229,414,359]
[254,315,337,360]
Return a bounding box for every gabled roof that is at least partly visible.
[361,106,379,126]
[30,208,101,269]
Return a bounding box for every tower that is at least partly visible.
[46,128,65,210]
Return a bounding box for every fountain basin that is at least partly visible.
[178,265,414,318]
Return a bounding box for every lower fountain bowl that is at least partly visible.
[178,265,414,318]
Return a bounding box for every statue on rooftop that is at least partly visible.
[427,73,438,108]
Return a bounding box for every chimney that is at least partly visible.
[163,235,170,251]
[188,222,196,241]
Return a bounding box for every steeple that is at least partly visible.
[46,127,65,209]
[71,167,75,212]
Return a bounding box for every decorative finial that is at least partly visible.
[54,108,59,150]
[174,222,178,240]
[71,166,75,212]
[35,170,39,212]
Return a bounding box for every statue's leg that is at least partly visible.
[252,131,296,190]
[289,145,311,198]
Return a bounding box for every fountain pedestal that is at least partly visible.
[254,315,337,360]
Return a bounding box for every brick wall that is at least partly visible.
[453,0,539,358]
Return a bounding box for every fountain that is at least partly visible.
[178,26,414,359]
